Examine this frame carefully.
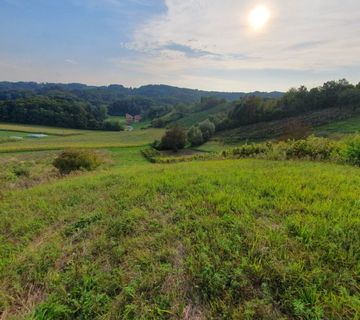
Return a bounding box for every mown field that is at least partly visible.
[0,124,164,153]
[0,123,359,320]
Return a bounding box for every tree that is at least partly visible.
[159,126,187,152]
[188,126,204,146]
[102,121,124,131]
[199,119,216,141]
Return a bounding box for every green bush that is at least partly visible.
[12,166,30,178]
[199,119,216,141]
[141,148,161,163]
[222,136,348,164]
[102,121,124,131]
[188,126,204,147]
[285,136,338,161]
[341,135,360,165]
[53,149,102,174]
[158,126,187,152]
[225,143,271,158]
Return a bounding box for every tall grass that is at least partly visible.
[0,159,359,319]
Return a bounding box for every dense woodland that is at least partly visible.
[0,80,359,132]
[227,79,360,128]
[0,96,108,130]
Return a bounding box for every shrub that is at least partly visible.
[158,126,187,152]
[102,121,124,131]
[285,136,338,161]
[141,148,161,163]
[12,166,30,178]
[199,119,216,141]
[341,135,360,165]
[225,143,271,158]
[188,126,204,147]
[53,149,102,174]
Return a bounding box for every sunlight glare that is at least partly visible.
[248,5,270,31]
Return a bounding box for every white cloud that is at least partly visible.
[65,59,79,65]
[116,0,360,90]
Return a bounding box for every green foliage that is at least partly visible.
[53,149,102,174]
[0,96,107,130]
[227,79,360,130]
[141,148,161,163]
[187,126,204,147]
[341,135,360,165]
[284,136,338,160]
[222,135,360,165]
[158,126,187,152]
[12,166,31,178]
[107,96,155,116]
[102,120,124,131]
[198,119,216,141]
[224,142,271,158]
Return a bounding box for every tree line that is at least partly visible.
[0,96,111,130]
[226,79,360,128]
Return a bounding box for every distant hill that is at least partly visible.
[0,81,283,105]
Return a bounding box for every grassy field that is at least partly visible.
[0,122,359,319]
[175,103,230,127]
[316,116,360,137]
[0,124,164,153]
[0,123,88,136]
[0,155,359,319]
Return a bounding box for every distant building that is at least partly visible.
[134,115,143,123]
[125,113,134,123]
[125,114,142,123]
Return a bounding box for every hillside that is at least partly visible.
[215,107,360,143]
[0,82,283,105]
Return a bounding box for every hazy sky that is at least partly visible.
[1,0,360,91]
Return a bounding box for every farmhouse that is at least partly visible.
[125,113,134,123]
[126,114,142,123]
[134,115,143,123]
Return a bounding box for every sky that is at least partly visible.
[1,0,360,91]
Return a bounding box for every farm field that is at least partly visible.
[0,123,88,136]
[0,124,164,153]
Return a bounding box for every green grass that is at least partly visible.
[0,157,359,319]
[106,116,152,130]
[0,127,164,153]
[0,123,88,136]
[0,130,29,138]
[316,116,360,137]
[175,103,229,127]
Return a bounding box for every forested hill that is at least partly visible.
[0,82,283,105]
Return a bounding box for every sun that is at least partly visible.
[248,5,270,31]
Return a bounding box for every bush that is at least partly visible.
[285,136,338,161]
[12,166,30,178]
[199,119,216,141]
[158,126,187,152]
[141,148,161,163]
[341,135,360,165]
[102,121,124,131]
[225,143,271,158]
[188,126,204,147]
[53,149,102,174]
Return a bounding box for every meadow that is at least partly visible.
[0,123,164,153]
[0,123,359,319]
